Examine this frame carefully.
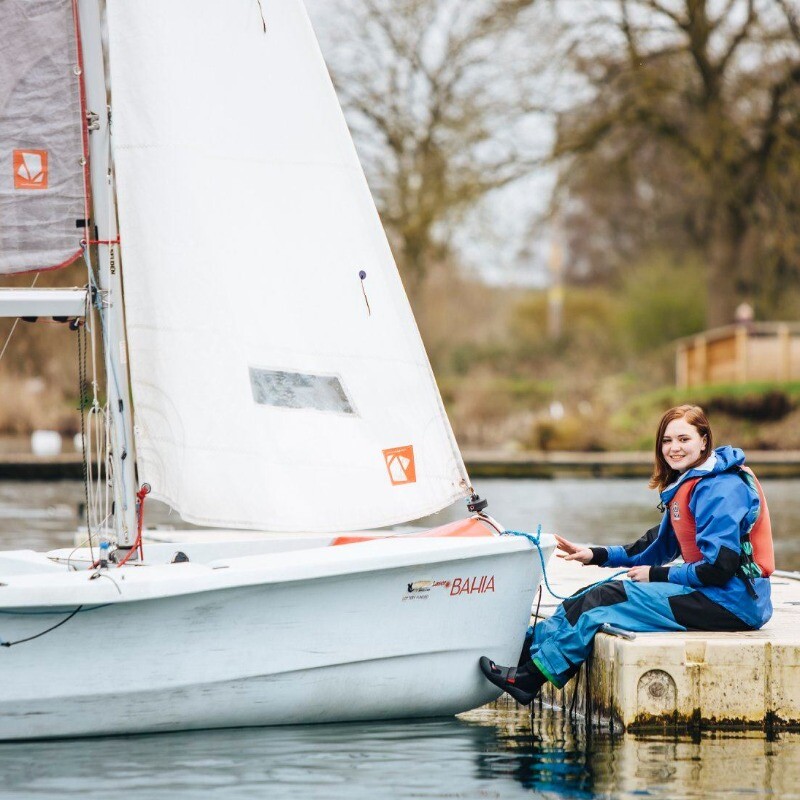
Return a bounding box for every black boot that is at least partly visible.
[479,656,547,705]
[517,631,534,667]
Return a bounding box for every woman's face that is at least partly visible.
[661,417,708,473]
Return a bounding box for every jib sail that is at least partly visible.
[107,0,471,532]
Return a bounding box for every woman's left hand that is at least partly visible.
[627,566,651,583]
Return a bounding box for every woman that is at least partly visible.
[479,404,775,705]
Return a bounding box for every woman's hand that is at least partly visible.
[627,566,651,583]
[554,534,593,565]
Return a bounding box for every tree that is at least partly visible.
[318,0,552,292]
[551,0,800,327]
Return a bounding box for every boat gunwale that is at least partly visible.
[0,534,551,609]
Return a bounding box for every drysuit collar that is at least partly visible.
[661,445,746,502]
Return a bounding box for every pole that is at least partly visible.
[547,225,564,340]
[76,0,138,550]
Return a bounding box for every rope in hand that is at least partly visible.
[502,525,628,601]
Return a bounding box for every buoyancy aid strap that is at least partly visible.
[670,477,703,564]
[737,466,775,578]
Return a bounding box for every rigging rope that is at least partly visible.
[80,247,112,554]
[0,604,111,648]
[87,305,111,552]
[77,305,91,553]
[116,484,149,567]
[81,241,131,542]
[502,526,629,601]
[1,606,84,647]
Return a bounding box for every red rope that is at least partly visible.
[116,484,150,567]
[82,238,121,246]
[71,0,92,243]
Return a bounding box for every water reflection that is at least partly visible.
[0,717,532,800]
[468,702,800,800]
[1,704,798,799]
[470,706,595,798]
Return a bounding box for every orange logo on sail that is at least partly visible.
[383,445,416,485]
[13,150,48,190]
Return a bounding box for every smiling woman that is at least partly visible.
[653,406,713,490]
[479,404,776,706]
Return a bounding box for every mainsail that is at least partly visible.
[106,0,471,531]
[0,0,87,275]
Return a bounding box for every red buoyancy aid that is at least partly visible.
[668,467,775,576]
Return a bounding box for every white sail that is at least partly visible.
[106,0,470,531]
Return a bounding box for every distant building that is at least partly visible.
[675,323,800,388]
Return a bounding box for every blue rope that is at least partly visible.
[502,525,629,601]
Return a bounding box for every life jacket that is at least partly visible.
[669,466,775,582]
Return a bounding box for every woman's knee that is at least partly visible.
[561,580,628,625]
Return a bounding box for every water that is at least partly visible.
[3,477,800,569]
[425,477,800,572]
[0,477,799,799]
[0,709,798,799]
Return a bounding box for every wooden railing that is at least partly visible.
[675,323,800,388]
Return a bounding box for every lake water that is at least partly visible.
[0,477,798,799]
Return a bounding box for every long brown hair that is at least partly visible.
[649,405,714,491]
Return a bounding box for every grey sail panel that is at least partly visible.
[0,0,87,275]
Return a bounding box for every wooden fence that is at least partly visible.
[675,323,800,388]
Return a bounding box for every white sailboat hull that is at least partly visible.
[0,533,552,740]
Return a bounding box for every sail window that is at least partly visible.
[249,368,356,415]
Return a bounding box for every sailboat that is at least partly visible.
[0,0,554,739]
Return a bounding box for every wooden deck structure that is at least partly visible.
[676,323,800,388]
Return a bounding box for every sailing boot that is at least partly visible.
[479,656,547,706]
[517,630,534,666]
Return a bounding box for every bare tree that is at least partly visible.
[319,0,552,292]
[552,0,800,327]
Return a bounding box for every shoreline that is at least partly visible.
[3,449,800,480]
[462,450,800,478]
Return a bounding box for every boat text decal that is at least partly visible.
[402,575,495,601]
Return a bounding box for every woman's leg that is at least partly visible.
[528,581,694,686]
[482,579,758,701]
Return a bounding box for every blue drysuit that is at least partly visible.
[527,446,773,687]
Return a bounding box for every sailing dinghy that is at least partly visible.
[0,0,554,739]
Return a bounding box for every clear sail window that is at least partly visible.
[249,368,356,415]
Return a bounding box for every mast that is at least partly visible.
[76,0,138,550]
